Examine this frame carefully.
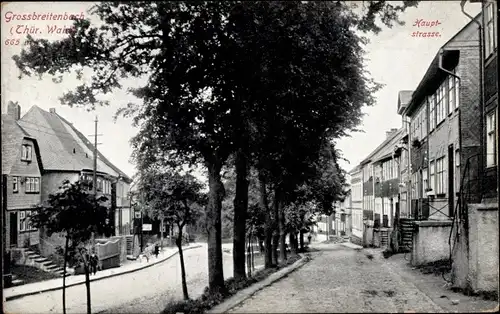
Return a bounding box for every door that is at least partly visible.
[10,212,18,247]
[448,145,454,217]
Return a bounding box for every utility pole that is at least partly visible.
[89,116,103,250]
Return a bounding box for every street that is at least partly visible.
[228,243,447,313]
[4,244,262,314]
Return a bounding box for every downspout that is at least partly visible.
[459,0,484,202]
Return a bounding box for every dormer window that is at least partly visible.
[21,145,32,162]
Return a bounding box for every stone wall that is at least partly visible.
[362,221,374,247]
[411,220,452,266]
[452,203,498,293]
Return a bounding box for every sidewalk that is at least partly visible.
[369,247,499,313]
[4,243,204,301]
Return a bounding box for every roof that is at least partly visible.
[398,91,413,106]
[1,114,41,174]
[348,164,361,174]
[360,128,404,166]
[17,106,131,182]
[397,90,414,114]
[403,13,481,116]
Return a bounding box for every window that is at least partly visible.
[436,84,447,125]
[13,177,19,193]
[21,145,32,161]
[423,168,428,191]
[486,111,497,167]
[436,157,446,195]
[455,149,460,193]
[430,161,435,192]
[97,178,103,192]
[19,211,26,231]
[442,83,448,118]
[485,2,497,58]
[429,95,436,131]
[25,177,40,193]
[448,75,456,113]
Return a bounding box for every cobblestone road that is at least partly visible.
[5,244,263,314]
[228,243,447,313]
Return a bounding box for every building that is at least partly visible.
[9,104,133,256]
[332,191,352,238]
[349,165,363,245]
[480,0,498,201]
[396,90,414,219]
[450,0,498,294]
[399,14,481,222]
[2,103,43,250]
[358,128,404,247]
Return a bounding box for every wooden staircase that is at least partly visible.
[380,229,389,247]
[400,218,415,252]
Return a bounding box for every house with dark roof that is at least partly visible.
[9,104,133,257]
[2,102,43,250]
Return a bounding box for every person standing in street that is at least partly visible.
[90,252,99,275]
[154,243,159,258]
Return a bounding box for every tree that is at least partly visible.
[30,180,110,314]
[13,0,419,292]
[138,169,205,300]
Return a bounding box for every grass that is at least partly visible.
[161,254,309,314]
[11,264,60,285]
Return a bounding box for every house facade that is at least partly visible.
[12,105,132,257]
[355,128,405,247]
[2,102,43,250]
[481,0,498,201]
[400,15,481,222]
[449,0,498,294]
[349,166,363,245]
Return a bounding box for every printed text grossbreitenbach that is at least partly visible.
[4,11,85,46]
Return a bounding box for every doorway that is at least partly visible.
[10,212,18,247]
[448,145,454,217]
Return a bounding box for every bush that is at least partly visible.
[162,255,306,314]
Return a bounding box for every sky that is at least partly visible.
[1,1,482,180]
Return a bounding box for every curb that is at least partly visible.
[207,254,311,314]
[5,244,203,301]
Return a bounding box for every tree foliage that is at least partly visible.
[31,180,110,242]
[138,170,206,229]
[14,0,419,294]
[30,180,110,314]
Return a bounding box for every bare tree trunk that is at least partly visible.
[299,230,305,252]
[258,171,273,268]
[160,217,164,248]
[176,226,189,300]
[276,189,287,263]
[62,236,69,314]
[289,232,298,256]
[233,150,248,281]
[206,161,225,294]
[251,234,255,271]
[272,231,279,265]
[83,251,91,314]
[246,237,252,277]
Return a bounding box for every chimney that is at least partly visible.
[7,101,21,120]
[386,128,398,139]
[49,108,56,114]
